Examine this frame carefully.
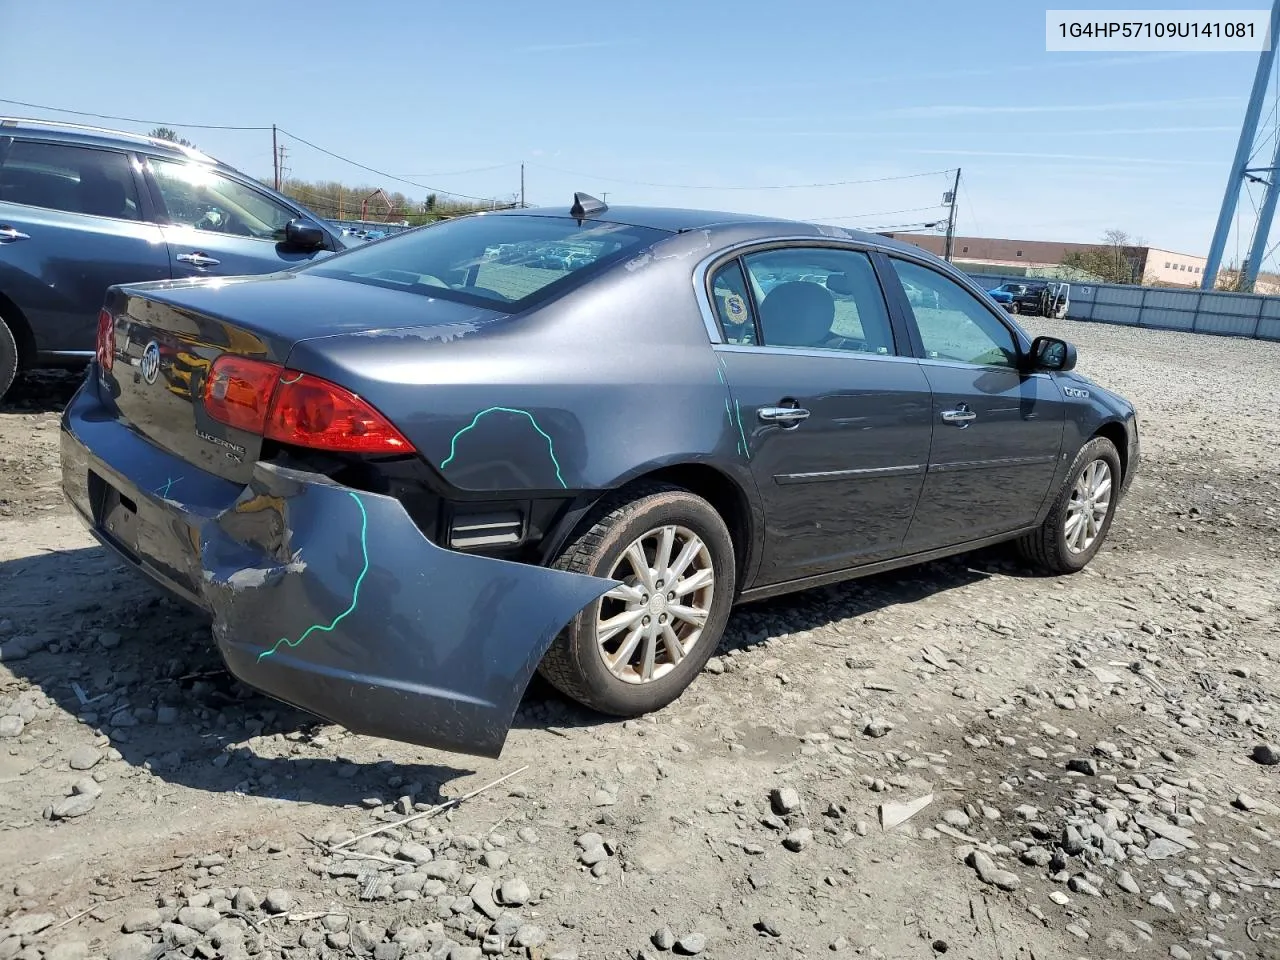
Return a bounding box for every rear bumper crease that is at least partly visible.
[60,379,615,758]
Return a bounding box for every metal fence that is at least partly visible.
[963,272,1280,342]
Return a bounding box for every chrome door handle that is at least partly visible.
[0,226,31,243]
[941,405,977,426]
[176,252,220,267]
[758,406,810,424]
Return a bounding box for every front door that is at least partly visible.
[0,138,169,355]
[145,157,332,280]
[708,246,934,586]
[882,256,1066,550]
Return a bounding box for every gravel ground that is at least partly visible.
[1,318,1278,960]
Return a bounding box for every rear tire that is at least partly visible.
[1017,436,1122,574]
[0,319,19,403]
[538,482,735,716]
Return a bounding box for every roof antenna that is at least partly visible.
[570,191,607,221]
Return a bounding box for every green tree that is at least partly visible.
[1060,229,1143,284]
[148,126,194,148]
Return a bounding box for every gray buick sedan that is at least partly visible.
[60,193,1138,757]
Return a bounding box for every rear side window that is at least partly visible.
[306,214,667,310]
[0,140,140,220]
[740,247,896,354]
[710,260,757,344]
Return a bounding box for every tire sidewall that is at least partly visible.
[0,321,17,402]
[1050,438,1122,572]
[561,491,735,715]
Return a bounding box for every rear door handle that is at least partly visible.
[758,406,810,424]
[941,404,977,426]
[0,226,31,243]
[176,252,220,267]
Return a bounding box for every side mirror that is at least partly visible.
[1029,335,1077,372]
[283,218,326,251]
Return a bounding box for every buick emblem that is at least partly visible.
[140,340,161,385]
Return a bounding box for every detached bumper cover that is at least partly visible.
[60,382,613,758]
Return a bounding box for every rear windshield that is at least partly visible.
[305,214,667,310]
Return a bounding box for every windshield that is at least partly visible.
[305,214,667,310]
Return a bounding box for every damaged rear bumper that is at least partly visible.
[59,380,613,758]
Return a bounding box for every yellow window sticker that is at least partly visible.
[724,294,748,324]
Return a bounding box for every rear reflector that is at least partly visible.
[203,355,281,434]
[266,370,414,454]
[200,356,414,455]
[95,309,114,374]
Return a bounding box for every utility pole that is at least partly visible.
[520,163,525,209]
[1203,0,1280,289]
[272,125,279,191]
[943,167,961,262]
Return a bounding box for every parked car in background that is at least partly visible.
[62,194,1138,757]
[0,117,348,400]
[988,280,1070,318]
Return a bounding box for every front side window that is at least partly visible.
[149,159,296,241]
[306,214,666,310]
[889,258,1018,368]
[0,140,140,220]
[737,247,896,354]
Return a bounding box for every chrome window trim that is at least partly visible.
[712,342,921,366]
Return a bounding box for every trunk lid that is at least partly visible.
[103,273,504,483]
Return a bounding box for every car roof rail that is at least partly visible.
[0,116,217,164]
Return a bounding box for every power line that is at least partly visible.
[0,97,271,130]
[959,178,983,237]
[276,127,509,203]
[395,162,517,177]
[523,162,955,191]
[806,204,946,222]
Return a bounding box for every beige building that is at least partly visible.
[884,233,1211,287]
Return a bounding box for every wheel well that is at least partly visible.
[0,291,37,368]
[1093,421,1128,481]
[546,463,754,585]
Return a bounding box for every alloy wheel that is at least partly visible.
[1064,459,1113,553]
[595,525,715,684]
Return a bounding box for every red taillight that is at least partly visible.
[265,370,414,454]
[203,355,282,434]
[95,309,114,374]
[201,356,413,454]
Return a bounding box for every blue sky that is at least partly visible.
[0,0,1272,258]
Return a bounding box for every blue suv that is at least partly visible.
[0,117,348,400]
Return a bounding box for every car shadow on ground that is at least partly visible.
[0,368,85,415]
[0,541,1033,806]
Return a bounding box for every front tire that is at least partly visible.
[538,482,735,716]
[0,319,19,403]
[1017,436,1122,574]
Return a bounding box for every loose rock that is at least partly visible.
[967,851,1020,891]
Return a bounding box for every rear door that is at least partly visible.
[0,138,169,356]
[881,255,1066,550]
[708,244,934,585]
[144,156,336,279]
